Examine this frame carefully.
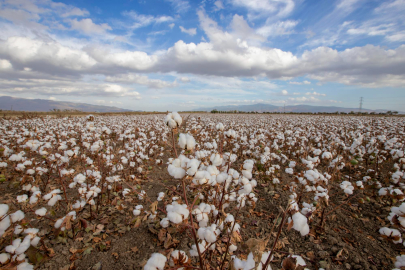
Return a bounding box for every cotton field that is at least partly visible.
[0,113,405,270]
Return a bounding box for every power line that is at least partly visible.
[359,97,363,113]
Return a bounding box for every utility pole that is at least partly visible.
[359,97,363,113]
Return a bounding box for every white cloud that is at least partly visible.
[288,96,320,103]
[305,91,326,96]
[105,73,177,89]
[179,26,197,36]
[69,18,112,34]
[214,1,224,11]
[0,59,12,70]
[257,20,298,38]
[123,11,174,29]
[289,80,311,85]
[230,0,295,19]
[280,89,288,95]
[169,23,175,29]
[165,0,190,13]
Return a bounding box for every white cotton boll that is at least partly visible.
[210,153,223,166]
[54,218,64,229]
[167,119,177,129]
[144,252,167,270]
[242,170,252,179]
[35,207,47,217]
[273,178,280,184]
[291,212,310,236]
[10,210,24,223]
[186,134,196,150]
[0,253,10,263]
[170,250,189,264]
[322,152,332,159]
[172,112,182,126]
[197,224,218,243]
[133,210,141,216]
[285,168,294,174]
[233,252,255,270]
[14,225,23,234]
[190,240,207,257]
[17,262,34,270]
[17,195,28,203]
[229,244,237,252]
[379,188,388,196]
[395,255,405,268]
[179,133,187,149]
[0,204,9,217]
[0,216,11,236]
[243,162,254,171]
[216,123,224,131]
[160,218,170,228]
[15,236,31,255]
[157,192,165,201]
[31,236,40,247]
[48,195,61,206]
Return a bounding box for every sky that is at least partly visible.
[0,0,404,111]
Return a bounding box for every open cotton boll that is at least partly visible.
[10,210,25,223]
[160,217,170,228]
[170,250,189,265]
[157,192,165,201]
[0,204,9,217]
[178,133,187,149]
[166,202,189,224]
[216,123,224,131]
[0,216,11,236]
[395,255,405,268]
[17,195,28,203]
[340,181,354,195]
[197,224,219,243]
[172,112,182,126]
[210,153,223,166]
[144,252,168,270]
[16,262,33,270]
[233,252,255,270]
[15,236,31,255]
[285,168,294,174]
[291,212,310,236]
[35,207,47,217]
[190,240,207,257]
[0,253,10,263]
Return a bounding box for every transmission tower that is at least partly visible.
[359,97,363,113]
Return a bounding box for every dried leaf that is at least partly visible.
[282,256,297,270]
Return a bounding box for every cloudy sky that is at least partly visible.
[0,0,404,111]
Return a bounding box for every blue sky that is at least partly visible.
[0,0,404,111]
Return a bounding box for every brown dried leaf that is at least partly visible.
[282,256,297,270]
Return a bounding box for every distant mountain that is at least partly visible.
[0,96,134,112]
[196,103,401,113]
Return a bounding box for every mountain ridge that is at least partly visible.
[0,96,134,112]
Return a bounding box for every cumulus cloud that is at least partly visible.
[179,26,197,36]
